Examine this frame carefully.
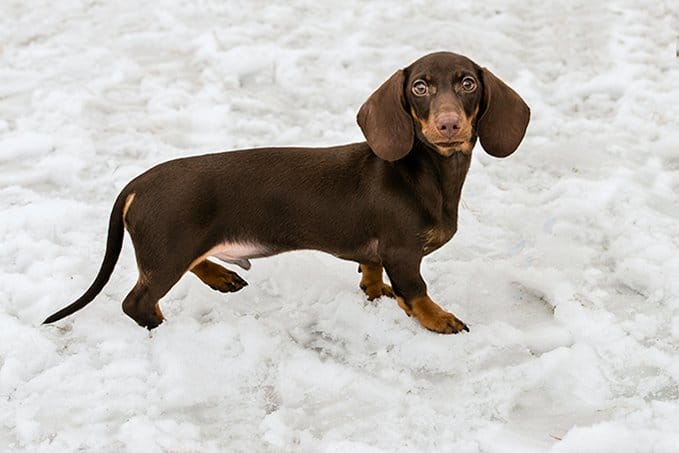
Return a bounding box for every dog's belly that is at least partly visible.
[204,241,270,270]
[203,238,380,270]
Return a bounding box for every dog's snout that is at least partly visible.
[435,113,461,137]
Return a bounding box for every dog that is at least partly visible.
[44,51,530,334]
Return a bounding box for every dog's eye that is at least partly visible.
[461,76,477,92]
[412,79,429,96]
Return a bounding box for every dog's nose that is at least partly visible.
[435,113,461,138]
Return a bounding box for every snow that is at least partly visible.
[1,0,678,451]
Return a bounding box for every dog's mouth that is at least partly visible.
[434,141,464,148]
[431,138,474,157]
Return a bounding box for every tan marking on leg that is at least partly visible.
[397,295,468,334]
[359,263,395,300]
[396,296,413,316]
[122,193,135,229]
[154,302,164,321]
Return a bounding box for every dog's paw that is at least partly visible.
[209,272,248,293]
[421,310,469,334]
[192,261,248,294]
[400,296,469,334]
[360,281,395,301]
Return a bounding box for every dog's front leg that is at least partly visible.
[381,248,468,334]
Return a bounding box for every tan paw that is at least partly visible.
[419,310,469,334]
[360,281,395,300]
[400,295,469,334]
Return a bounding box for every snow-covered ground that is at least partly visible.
[1,1,678,451]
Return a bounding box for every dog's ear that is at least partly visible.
[357,70,414,161]
[477,68,530,158]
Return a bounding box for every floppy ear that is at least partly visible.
[477,68,530,158]
[357,70,414,161]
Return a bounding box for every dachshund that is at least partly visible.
[44,51,530,334]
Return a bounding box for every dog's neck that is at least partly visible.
[421,139,472,211]
[395,139,473,226]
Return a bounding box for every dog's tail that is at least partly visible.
[43,191,129,325]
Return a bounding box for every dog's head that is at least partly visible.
[357,52,530,161]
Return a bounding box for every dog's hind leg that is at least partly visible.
[122,282,162,329]
[190,259,248,293]
[122,267,185,329]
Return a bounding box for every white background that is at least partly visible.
[1,1,678,452]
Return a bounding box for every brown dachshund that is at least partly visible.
[44,52,530,334]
